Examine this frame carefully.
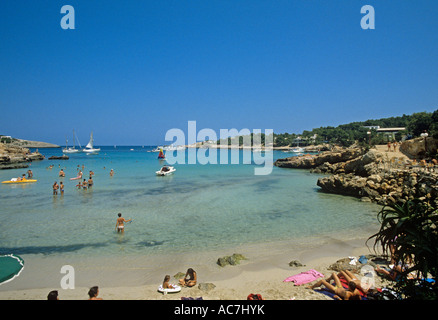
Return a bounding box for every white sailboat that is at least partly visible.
[83,131,101,153]
[63,130,81,153]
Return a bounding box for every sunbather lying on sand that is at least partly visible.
[306,272,362,300]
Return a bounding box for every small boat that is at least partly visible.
[63,129,81,153]
[290,147,305,153]
[83,132,101,153]
[163,144,186,151]
[156,166,176,176]
[158,149,165,159]
[2,178,37,184]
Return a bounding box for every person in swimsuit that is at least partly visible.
[88,176,93,187]
[306,272,361,300]
[60,182,64,195]
[53,182,59,195]
[336,269,371,295]
[115,213,131,233]
[162,275,176,289]
[179,268,197,287]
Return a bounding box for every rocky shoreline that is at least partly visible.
[274,138,438,207]
[0,143,45,169]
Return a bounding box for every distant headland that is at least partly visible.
[0,135,59,148]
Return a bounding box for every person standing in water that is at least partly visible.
[53,182,59,195]
[115,213,131,234]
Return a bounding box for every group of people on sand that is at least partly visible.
[161,268,197,290]
[47,269,197,300]
[306,269,367,300]
[387,141,399,152]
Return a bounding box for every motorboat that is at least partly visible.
[156,166,176,176]
[83,132,101,153]
[163,144,186,151]
[290,147,305,153]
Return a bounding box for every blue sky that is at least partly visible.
[1,1,437,146]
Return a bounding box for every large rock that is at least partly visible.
[274,147,364,169]
[217,253,247,267]
[399,137,438,159]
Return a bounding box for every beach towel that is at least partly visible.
[283,269,324,286]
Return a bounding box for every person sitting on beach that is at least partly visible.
[162,275,177,289]
[179,268,197,287]
[306,272,362,300]
[375,258,414,281]
[115,213,131,234]
[88,286,102,300]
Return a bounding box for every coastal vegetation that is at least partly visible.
[368,199,438,299]
[206,109,437,149]
[274,109,438,148]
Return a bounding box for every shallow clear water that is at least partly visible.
[0,147,381,259]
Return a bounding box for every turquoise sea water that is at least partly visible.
[0,147,381,260]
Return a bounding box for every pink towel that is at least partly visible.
[283,269,324,286]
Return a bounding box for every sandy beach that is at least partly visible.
[0,236,389,301]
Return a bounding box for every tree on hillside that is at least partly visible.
[406,111,434,137]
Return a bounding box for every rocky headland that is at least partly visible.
[0,143,45,169]
[274,137,438,207]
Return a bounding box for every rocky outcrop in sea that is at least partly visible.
[0,143,45,169]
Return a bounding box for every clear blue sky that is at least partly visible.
[1,0,437,146]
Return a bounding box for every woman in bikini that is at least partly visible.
[179,268,197,287]
[306,272,361,300]
[115,213,131,234]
